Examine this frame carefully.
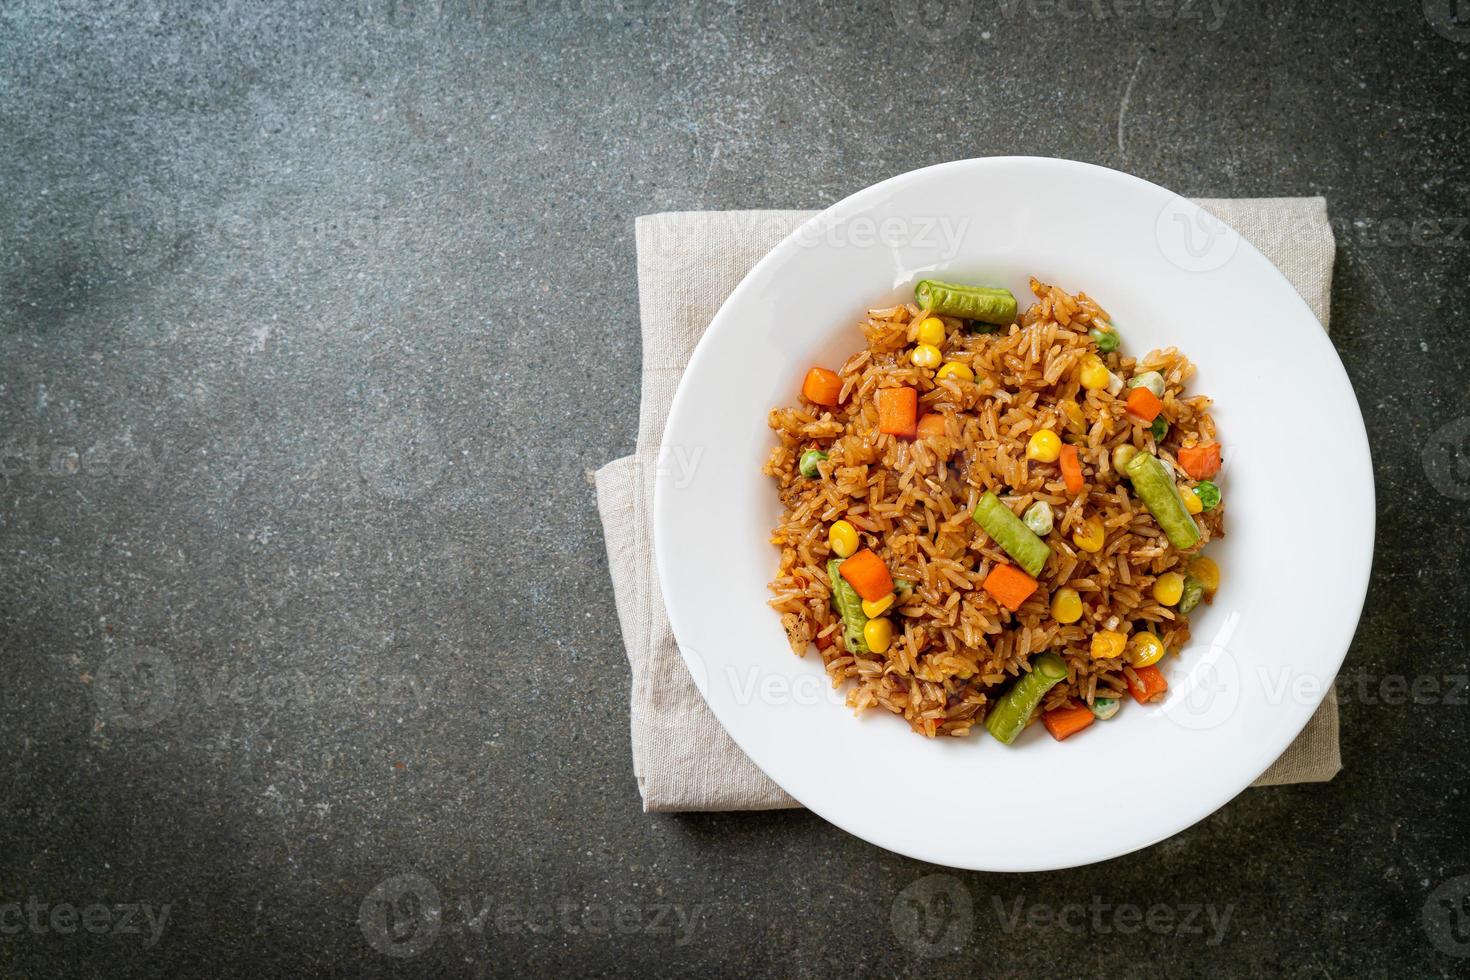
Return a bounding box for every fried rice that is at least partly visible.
[764,278,1224,739]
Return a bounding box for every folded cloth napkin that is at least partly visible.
[597,199,1341,812]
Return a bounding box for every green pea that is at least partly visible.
[1193,480,1221,510]
[1089,327,1120,353]
[799,449,828,478]
[1090,697,1120,721]
[1150,417,1169,442]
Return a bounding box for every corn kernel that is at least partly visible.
[1060,399,1086,435]
[1182,485,1204,514]
[829,520,859,558]
[910,344,942,369]
[1079,354,1110,390]
[863,617,893,653]
[1026,429,1062,463]
[1128,632,1166,668]
[936,361,975,383]
[916,317,947,347]
[1090,629,1127,660]
[1112,443,1138,472]
[861,593,895,618]
[1051,587,1083,624]
[1187,556,1220,593]
[1073,516,1106,553]
[1153,571,1185,606]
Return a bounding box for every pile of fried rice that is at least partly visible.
[764,279,1223,737]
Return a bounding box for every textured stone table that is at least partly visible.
[2,1,1467,975]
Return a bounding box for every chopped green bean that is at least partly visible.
[1193,480,1221,510]
[1129,371,1166,398]
[799,449,828,478]
[1090,697,1120,721]
[985,653,1068,744]
[1089,327,1120,353]
[1178,575,1205,614]
[914,280,1018,326]
[1123,452,1202,550]
[973,491,1052,577]
[827,559,870,653]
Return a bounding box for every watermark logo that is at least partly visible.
[92,649,178,730]
[1155,198,1240,272]
[1424,417,1470,501]
[1159,612,1241,731]
[889,0,972,43]
[1423,0,1470,42]
[90,186,181,275]
[359,874,442,959]
[890,874,973,957]
[1423,875,1470,957]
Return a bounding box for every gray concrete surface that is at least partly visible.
[2,0,1468,976]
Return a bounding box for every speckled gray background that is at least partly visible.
[1,0,1467,976]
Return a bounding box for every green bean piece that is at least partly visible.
[1193,480,1221,510]
[1089,327,1120,353]
[973,491,1052,577]
[1178,575,1205,615]
[1090,697,1120,721]
[985,653,1068,745]
[827,559,870,654]
[1123,452,1202,550]
[914,280,1018,326]
[1150,417,1169,442]
[1129,371,1166,398]
[799,449,828,478]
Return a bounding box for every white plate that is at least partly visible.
[654,157,1373,871]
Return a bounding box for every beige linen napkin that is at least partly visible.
[598,200,1341,812]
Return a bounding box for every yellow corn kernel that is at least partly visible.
[861,593,895,618]
[916,316,947,347]
[1026,429,1062,463]
[1153,571,1185,606]
[863,617,893,653]
[1050,587,1083,624]
[1111,443,1138,472]
[910,343,942,369]
[1060,399,1086,434]
[1090,629,1127,660]
[1128,631,1166,668]
[936,361,975,383]
[1182,485,1204,514]
[828,520,859,558]
[1078,354,1110,390]
[1073,516,1106,553]
[1187,556,1220,593]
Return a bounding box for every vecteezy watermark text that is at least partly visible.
[0,898,171,948]
[358,874,702,958]
[891,875,1232,957]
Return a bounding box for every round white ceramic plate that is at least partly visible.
[653,157,1374,871]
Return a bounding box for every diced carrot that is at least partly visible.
[1127,664,1168,704]
[1177,442,1222,480]
[1059,444,1085,495]
[838,548,894,602]
[1125,386,1164,423]
[916,412,947,439]
[875,387,918,438]
[981,563,1038,612]
[801,367,843,406]
[1042,701,1095,741]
